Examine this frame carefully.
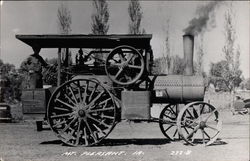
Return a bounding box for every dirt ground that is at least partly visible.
[0,110,249,161]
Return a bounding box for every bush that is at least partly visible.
[0,59,23,103]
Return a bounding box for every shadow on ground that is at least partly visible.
[182,138,228,146]
[211,139,228,146]
[40,138,228,147]
[100,138,170,146]
[40,138,171,147]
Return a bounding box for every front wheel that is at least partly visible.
[177,102,222,146]
[159,104,180,141]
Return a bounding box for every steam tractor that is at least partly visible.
[16,34,222,146]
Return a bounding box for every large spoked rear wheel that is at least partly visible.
[47,79,116,146]
[177,102,222,146]
[105,45,145,85]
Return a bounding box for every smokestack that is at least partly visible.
[183,34,194,75]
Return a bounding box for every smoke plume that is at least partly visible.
[183,1,222,36]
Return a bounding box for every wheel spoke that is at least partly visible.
[110,58,120,63]
[56,98,75,109]
[87,115,110,128]
[181,118,197,126]
[169,106,177,116]
[82,81,88,104]
[128,65,142,69]
[88,84,98,102]
[202,129,205,145]
[173,128,178,137]
[73,81,85,102]
[54,106,71,112]
[89,107,115,113]
[125,54,135,63]
[63,129,75,142]
[101,115,115,119]
[183,114,200,127]
[76,81,83,104]
[109,63,122,67]
[206,125,219,132]
[200,104,205,115]
[196,104,204,121]
[69,86,78,104]
[51,113,73,119]
[117,49,125,62]
[61,117,78,133]
[84,119,97,142]
[163,113,175,120]
[183,126,190,135]
[52,120,66,128]
[203,129,211,139]
[88,91,105,108]
[192,106,199,119]
[115,68,123,79]
[191,130,197,142]
[93,124,106,136]
[75,118,82,146]
[63,94,77,106]
[83,127,88,146]
[164,125,174,132]
[204,110,216,122]
[99,98,112,107]
[186,109,195,119]
[186,125,199,139]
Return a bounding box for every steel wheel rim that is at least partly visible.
[177,101,222,146]
[47,79,116,146]
[105,45,145,85]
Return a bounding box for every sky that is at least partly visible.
[0,1,249,78]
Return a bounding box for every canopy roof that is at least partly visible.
[16,34,152,49]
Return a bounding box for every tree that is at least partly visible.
[209,60,242,92]
[153,55,186,75]
[162,18,172,74]
[152,57,166,75]
[209,4,243,92]
[57,3,72,34]
[43,58,58,86]
[171,55,186,75]
[91,0,109,35]
[128,0,145,34]
[91,0,110,62]
[220,4,242,92]
[154,17,173,75]
[57,2,72,66]
[209,61,227,91]
[195,34,205,75]
[245,78,250,90]
[0,59,23,102]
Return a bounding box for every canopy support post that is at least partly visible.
[57,48,61,86]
